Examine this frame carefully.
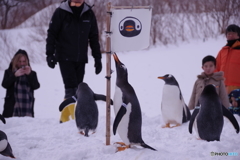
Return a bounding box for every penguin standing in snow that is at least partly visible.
[158,74,191,128]
[112,53,156,152]
[189,84,239,141]
[0,114,15,159]
[0,131,15,159]
[59,82,112,137]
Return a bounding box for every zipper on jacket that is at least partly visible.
[225,48,231,85]
[77,19,80,62]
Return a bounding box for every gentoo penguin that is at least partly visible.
[59,82,112,137]
[112,53,156,152]
[158,74,191,128]
[0,131,15,159]
[0,114,15,159]
[189,84,239,141]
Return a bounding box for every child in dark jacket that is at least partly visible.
[228,89,240,116]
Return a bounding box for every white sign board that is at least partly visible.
[110,8,152,52]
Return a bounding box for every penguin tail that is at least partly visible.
[84,127,89,137]
[141,143,157,151]
[9,154,15,159]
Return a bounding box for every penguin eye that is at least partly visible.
[120,64,127,70]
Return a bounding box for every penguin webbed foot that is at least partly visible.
[116,146,130,152]
[162,123,181,128]
[114,142,130,152]
[171,124,181,128]
[79,131,85,135]
[162,123,171,128]
[79,131,88,137]
[79,131,96,137]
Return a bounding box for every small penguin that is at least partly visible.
[189,84,239,141]
[0,131,15,159]
[59,82,112,137]
[158,74,191,128]
[112,53,156,152]
[0,114,15,159]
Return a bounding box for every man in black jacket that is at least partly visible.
[46,0,102,122]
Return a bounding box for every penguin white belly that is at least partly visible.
[161,85,183,124]
[113,86,123,114]
[113,86,131,145]
[0,139,7,152]
[117,103,132,145]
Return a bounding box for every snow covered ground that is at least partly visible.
[0,36,239,160]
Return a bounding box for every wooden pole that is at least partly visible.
[105,2,111,146]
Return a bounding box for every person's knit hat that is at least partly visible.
[202,55,216,66]
[14,49,30,62]
[229,89,240,107]
[8,49,30,70]
[225,24,240,37]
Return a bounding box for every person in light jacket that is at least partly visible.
[188,55,230,110]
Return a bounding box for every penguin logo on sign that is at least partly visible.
[119,17,142,37]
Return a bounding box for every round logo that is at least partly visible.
[119,17,142,37]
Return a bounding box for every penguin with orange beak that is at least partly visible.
[158,74,191,128]
[112,53,156,152]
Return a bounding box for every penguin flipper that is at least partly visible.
[222,105,240,133]
[188,108,199,134]
[113,105,127,135]
[94,94,113,105]
[182,104,191,123]
[59,96,77,112]
[0,114,6,124]
[141,143,157,151]
[186,105,191,120]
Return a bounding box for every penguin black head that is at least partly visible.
[158,74,179,86]
[77,82,93,95]
[201,84,218,97]
[112,53,128,85]
[77,82,89,91]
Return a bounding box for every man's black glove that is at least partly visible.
[94,58,102,74]
[46,55,57,69]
